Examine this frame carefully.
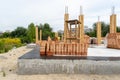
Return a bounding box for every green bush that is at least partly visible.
[4,45,13,52]
[0,38,22,53]
[0,40,5,53]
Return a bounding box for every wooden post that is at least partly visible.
[36,26,38,43]
[97,21,101,45]
[40,29,42,41]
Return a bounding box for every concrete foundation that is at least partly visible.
[18,46,120,74]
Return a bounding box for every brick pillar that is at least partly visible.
[97,22,101,45]
[79,15,84,43]
[64,13,69,42]
[36,26,38,43]
[110,14,116,33]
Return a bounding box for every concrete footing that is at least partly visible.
[18,59,120,74]
[18,46,120,74]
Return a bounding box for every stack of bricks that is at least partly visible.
[84,35,90,45]
[107,33,120,49]
[40,40,47,56]
[40,41,88,56]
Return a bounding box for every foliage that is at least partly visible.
[38,23,55,40]
[117,27,120,32]
[1,23,55,43]
[0,32,11,38]
[10,27,28,43]
[0,38,22,53]
[10,27,27,38]
[20,36,29,43]
[0,40,5,53]
[92,22,109,37]
[38,24,43,40]
[27,23,35,43]
[0,22,55,53]
[86,31,96,37]
[2,38,21,46]
[86,22,120,37]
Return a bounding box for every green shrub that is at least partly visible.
[4,45,13,52]
[0,38,22,53]
[0,40,5,53]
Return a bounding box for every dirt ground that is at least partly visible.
[0,46,120,80]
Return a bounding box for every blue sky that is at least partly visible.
[0,0,120,32]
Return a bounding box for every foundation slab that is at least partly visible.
[18,46,120,74]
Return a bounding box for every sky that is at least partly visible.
[0,0,120,32]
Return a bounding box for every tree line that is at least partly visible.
[0,23,55,43]
[85,22,120,37]
[1,22,120,43]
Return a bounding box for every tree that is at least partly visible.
[27,23,35,43]
[92,23,97,37]
[38,24,44,40]
[1,32,11,38]
[117,27,120,32]
[39,23,54,40]
[92,22,109,37]
[99,22,109,37]
[10,27,27,38]
[86,22,120,37]
[10,27,28,43]
[86,31,96,37]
